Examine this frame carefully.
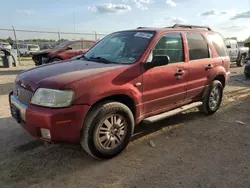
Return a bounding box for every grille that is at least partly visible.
[13,83,34,106]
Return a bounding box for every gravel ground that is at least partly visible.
[0,63,250,188]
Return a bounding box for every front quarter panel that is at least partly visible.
[72,63,143,112]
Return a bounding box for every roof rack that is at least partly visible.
[137,27,150,29]
[172,24,212,31]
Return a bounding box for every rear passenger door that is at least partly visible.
[185,33,215,100]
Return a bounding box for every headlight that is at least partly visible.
[31,88,74,108]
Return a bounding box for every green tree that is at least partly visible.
[6,37,13,45]
[245,36,250,43]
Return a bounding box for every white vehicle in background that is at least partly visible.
[0,42,12,50]
[18,44,40,56]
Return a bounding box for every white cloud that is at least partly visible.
[132,0,153,10]
[165,16,186,24]
[231,10,250,20]
[166,0,176,7]
[153,16,186,27]
[88,3,131,14]
[200,9,217,16]
[220,25,243,31]
[17,9,35,15]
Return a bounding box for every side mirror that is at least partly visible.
[226,45,231,48]
[145,55,170,69]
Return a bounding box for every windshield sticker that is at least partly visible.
[134,32,153,39]
[128,57,135,61]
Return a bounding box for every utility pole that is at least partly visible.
[73,12,76,40]
[12,25,21,65]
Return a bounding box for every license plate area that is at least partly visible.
[10,104,21,123]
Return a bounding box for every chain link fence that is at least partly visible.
[0,27,109,66]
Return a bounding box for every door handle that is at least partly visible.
[205,64,213,70]
[175,69,184,76]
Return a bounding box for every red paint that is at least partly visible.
[32,40,96,65]
[12,28,230,143]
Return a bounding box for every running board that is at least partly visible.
[143,102,203,124]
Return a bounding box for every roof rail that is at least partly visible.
[137,27,152,29]
[172,24,212,31]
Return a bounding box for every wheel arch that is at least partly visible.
[213,74,226,88]
[86,94,137,122]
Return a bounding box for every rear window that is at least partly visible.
[208,34,227,57]
[186,33,210,61]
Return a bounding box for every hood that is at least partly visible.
[16,60,126,91]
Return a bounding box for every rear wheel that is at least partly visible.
[81,101,134,159]
[200,80,223,115]
[236,54,246,67]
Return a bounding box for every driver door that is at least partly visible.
[142,33,187,115]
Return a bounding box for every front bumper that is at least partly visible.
[9,92,90,143]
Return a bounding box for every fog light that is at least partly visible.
[41,128,51,139]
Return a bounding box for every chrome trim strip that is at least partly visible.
[10,94,27,121]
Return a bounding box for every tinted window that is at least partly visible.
[70,42,82,50]
[208,34,227,57]
[153,34,184,64]
[187,33,209,60]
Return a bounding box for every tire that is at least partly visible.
[245,72,250,79]
[200,80,223,115]
[236,54,245,67]
[81,101,134,160]
[50,58,61,63]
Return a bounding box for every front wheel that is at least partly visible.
[200,80,223,115]
[236,55,246,67]
[81,101,134,159]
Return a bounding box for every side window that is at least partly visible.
[153,33,184,64]
[187,33,210,61]
[82,41,95,49]
[70,42,82,50]
[207,34,227,57]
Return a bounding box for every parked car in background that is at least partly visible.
[40,44,54,50]
[9,24,230,159]
[0,42,12,50]
[225,39,249,67]
[32,40,96,66]
[16,44,40,57]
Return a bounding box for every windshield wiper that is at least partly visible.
[76,55,89,61]
[89,56,114,64]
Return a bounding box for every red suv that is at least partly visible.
[32,40,96,66]
[9,24,230,159]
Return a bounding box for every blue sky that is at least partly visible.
[0,0,250,40]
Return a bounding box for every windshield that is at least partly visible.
[54,41,71,49]
[84,31,155,64]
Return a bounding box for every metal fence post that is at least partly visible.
[58,30,61,42]
[12,25,21,65]
[93,31,97,41]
